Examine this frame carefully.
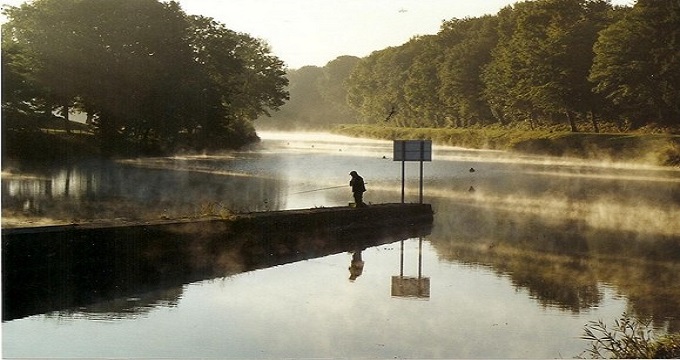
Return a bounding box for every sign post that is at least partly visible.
[391,237,430,299]
[393,140,432,204]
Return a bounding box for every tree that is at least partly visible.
[403,36,444,127]
[1,37,45,127]
[263,65,325,129]
[437,16,498,127]
[259,55,360,130]
[482,0,615,132]
[347,39,431,126]
[482,5,534,127]
[185,15,288,147]
[317,55,361,124]
[2,0,289,154]
[2,0,201,150]
[590,0,680,128]
[1,0,80,131]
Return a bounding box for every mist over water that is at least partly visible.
[2,131,680,358]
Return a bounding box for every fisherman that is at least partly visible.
[349,170,367,207]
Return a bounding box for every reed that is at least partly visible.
[580,314,680,359]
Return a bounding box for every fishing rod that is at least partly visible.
[292,180,370,195]
[291,184,347,195]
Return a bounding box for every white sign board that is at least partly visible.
[391,276,430,299]
[393,140,432,161]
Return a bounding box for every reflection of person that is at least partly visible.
[349,171,366,207]
[349,250,364,281]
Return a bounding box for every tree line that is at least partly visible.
[257,55,361,130]
[268,0,679,133]
[2,0,289,155]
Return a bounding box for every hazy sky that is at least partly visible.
[174,0,633,69]
[176,0,524,68]
[2,0,634,69]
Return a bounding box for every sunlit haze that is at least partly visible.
[1,0,635,69]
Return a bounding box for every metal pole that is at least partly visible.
[401,142,406,203]
[419,141,424,204]
[418,237,423,279]
[400,240,404,277]
[401,160,405,203]
[419,160,423,204]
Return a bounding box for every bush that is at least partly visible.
[580,314,680,359]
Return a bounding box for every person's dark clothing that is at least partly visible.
[349,171,366,207]
[349,250,364,281]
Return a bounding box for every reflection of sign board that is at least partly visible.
[391,276,430,299]
[393,140,432,161]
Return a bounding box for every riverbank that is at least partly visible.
[6,125,679,167]
[1,124,258,163]
[333,124,680,167]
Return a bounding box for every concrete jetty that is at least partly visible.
[2,203,433,238]
[2,203,433,321]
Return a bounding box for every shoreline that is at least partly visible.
[333,124,680,167]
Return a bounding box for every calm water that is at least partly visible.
[3,131,680,358]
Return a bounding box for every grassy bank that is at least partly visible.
[333,124,680,167]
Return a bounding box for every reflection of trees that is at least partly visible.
[429,200,680,331]
[593,259,680,333]
[47,287,183,321]
[1,158,288,224]
[436,240,602,313]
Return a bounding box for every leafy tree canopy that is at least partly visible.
[590,0,680,127]
[339,0,678,133]
[1,0,289,155]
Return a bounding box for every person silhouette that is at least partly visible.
[349,250,364,281]
[349,171,367,207]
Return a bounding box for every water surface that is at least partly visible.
[2,131,680,358]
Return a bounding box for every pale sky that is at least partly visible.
[174,0,633,69]
[176,0,524,68]
[2,0,634,69]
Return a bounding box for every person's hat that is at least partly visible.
[349,171,357,175]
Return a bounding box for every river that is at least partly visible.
[2,131,680,358]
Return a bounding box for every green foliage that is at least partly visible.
[581,314,680,358]
[259,56,360,130]
[337,0,678,135]
[590,0,680,127]
[1,0,288,157]
[482,0,613,131]
[438,16,498,127]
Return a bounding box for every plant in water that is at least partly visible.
[196,202,234,219]
[580,313,680,358]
